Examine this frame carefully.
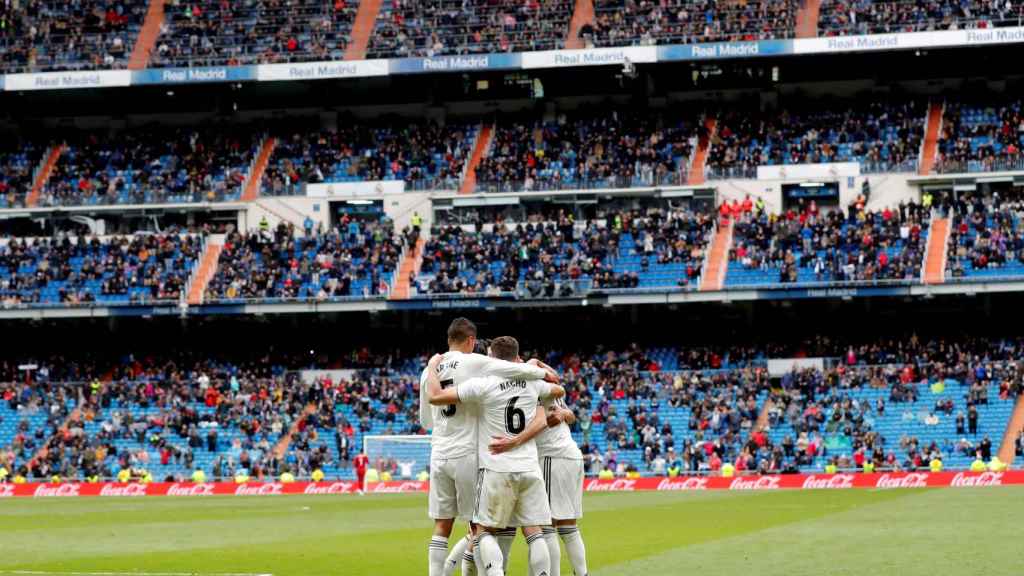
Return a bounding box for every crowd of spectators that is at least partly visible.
[0,1,147,73]
[707,101,925,178]
[936,100,1024,174]
[729,196,930,284]
[0,141,42,210]
[367,0,574,59]
[945,189,1024,277]
[151,0,357,68]
[819,0,1024,37]
[204,219,406,302]
[476,109,696,193]
[0,232,200,307]
[264,120,475,194]
[2,334,1023,481]
[416,206,711,295]
[583,0,798,48]
[42,127,258,207]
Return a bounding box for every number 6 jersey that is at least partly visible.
[457,376,555,473]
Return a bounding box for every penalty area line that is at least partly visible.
[0,571,273,576]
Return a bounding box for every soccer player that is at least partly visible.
[427,336,564,576]
[422,318,557,576]
[353,451,369,495]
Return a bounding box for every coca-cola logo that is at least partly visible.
[874,473,928,489]
[303,482,355,495]
[801,474,855,490]
[166,483,215,496]
[950,472,1004,488]
[234,483,284,496]
[656,477,708,491]
[99,483,148,497]
[728,476,782,490]
[583,479,637,492]
[370,481,426,494]
[33,483,81,497]
[0,484,15,498]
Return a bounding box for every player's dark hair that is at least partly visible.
[447,317,477,345]
[489,336,519,361]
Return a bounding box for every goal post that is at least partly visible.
[363,435,433,479]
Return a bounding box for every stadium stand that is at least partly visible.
[40,128,259,207]
[0,141,43,210]
[414,207,712,296]
[945,189,1024,280]
[936,99,1024,174]
[203,219,406,302]
[263,120,477,195]
[818,0,1024,37]
[366,0,575,59]
[475,109,697,193]
[3,336,1019,481]
[706,101,926,180]
[0,0,147,73]
[0,233,201,307]
[583,0,798,48]
[726,198,930,286]
[150,0,357,68]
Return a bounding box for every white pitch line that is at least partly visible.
[1,571,273,576]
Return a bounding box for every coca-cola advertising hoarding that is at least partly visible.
[0,472,1019,497]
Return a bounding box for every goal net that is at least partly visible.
[363,435,432,480]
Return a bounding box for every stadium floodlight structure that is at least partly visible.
[363,435,433,479]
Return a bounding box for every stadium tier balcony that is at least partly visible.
[945,190,1024,280]
[203,220,403,303]
[0,1,147,74]
[264,121,477,195]
[414,208,711,297]
[0,141,43,210]
[151,1,357,68]
[366,0,574,59]
[40,128,260,207]
[583,0,798,48]
[818,0,1024,37]
[476,110,696,193]
[706,101,925,180]
[936,100,1024,174]
[0,233,200,308]
[725,201,930,287]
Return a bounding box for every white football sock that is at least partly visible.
[475,533,504,576]
[543,527,561,576]
[558,526,588,576]
[429,535,449,576]
[444,535,470,576]
[526,531,551,576]
[461,550,478,576]
[496,527,516,574]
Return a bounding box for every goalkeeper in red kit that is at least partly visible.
[354,451,369,495]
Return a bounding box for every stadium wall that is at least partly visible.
[4,472,1015,498]
[716,173,918,213]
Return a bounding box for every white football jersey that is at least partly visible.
[536,397,583,460]
[457,375,554,473]
[421,352,547,460]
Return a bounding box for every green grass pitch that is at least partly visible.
[1,487,1021,575]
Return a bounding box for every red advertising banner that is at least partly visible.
[0,472,1017,498]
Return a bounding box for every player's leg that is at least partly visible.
[555,520,587,576]
[496,527,516,574]
[443,532,470,576]
[512,470,554,576]
[541,526,561,576]
[428,459,459,576]
[553,458,588,576]
[472,470,515,576]
[356,469,366,495]
[451,455,481,575]
[523,526,551,576]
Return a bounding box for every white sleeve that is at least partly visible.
[531,380,555,401]
[461,353,547,381]
[456,377,486,404]
[418,368,434,429]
